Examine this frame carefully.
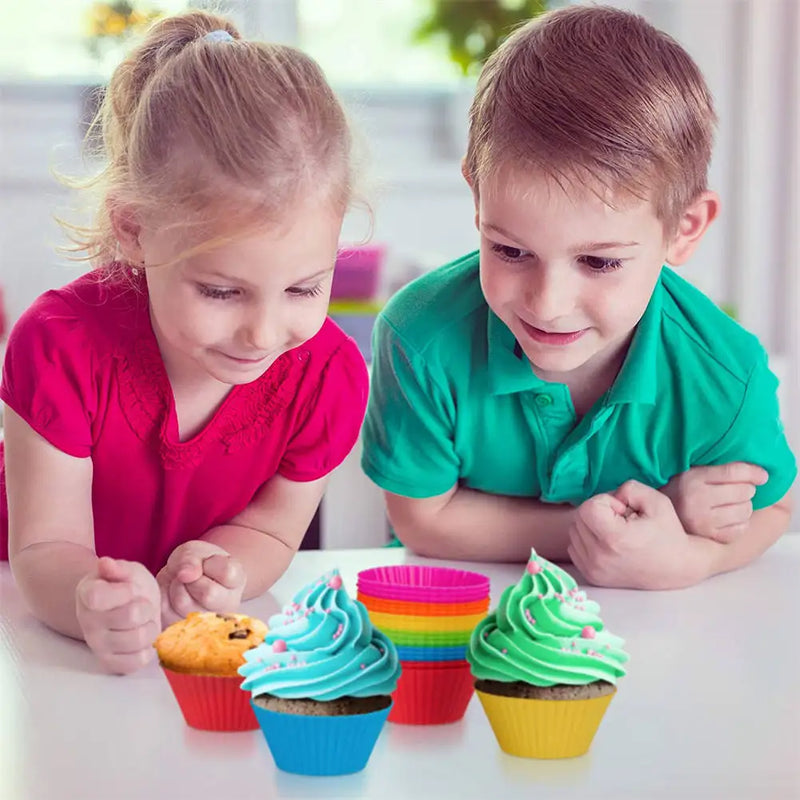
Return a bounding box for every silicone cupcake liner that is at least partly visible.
[357,566,490,603]
[400,659,470,670]
[357,593,490,617]
[251,699,392,776]
[162,668,258,731]
[367,609,485,632]
[476,690,616,759]
[389,662,474,725]
[395,644,468,661]
[379,628,473,647]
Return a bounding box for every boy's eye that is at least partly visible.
[581,256,623,273]
[197,283,240,300]
[286,283,324,298]
[490,243,528,261]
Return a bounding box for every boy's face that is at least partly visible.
[475,168,685,386]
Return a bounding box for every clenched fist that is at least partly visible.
[156,540,246,627]
[75,557,161,674]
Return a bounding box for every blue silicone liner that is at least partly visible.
[251,699,392,776]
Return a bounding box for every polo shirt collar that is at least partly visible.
[606,271,663,406]
[487,310,547,395]
[486,269,664,403]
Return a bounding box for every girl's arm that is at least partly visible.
[384,485,575,563]
[5,406,97,638]
[201,473,329,599]
[6,407,161,673]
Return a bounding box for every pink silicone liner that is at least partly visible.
[357,565,490,603]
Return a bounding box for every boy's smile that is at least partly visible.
[474,166,687,397]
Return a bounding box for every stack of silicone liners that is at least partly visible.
[357,565,490,724]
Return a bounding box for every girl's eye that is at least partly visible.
[582,256,623,273]
[197,283,240,300]
[286,283,324,298]
[490,243,528,262]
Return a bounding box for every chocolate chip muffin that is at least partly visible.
[155,611,268,676]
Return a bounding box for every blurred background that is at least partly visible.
[0,0,797,542]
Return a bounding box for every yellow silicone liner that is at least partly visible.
[476,689,615,759]
[368,609,485,633]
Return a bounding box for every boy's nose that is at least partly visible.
[525,266,576,322]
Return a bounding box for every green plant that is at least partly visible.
[414,0,549,77]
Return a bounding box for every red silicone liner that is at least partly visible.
[162,667,258,731]
[388,660,475,725]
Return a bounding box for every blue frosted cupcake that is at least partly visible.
[239,569,401,775]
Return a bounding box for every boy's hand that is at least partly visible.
[568,480,699,590]
[75,557,161,675]
[156,540,245,626]
[661,462,768,543]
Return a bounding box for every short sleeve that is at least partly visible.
[278,337,369,482]
[360,314,460,498]
[0,293,95,458]
[697,355,796,509]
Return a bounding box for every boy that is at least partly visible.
[361,5,796,590]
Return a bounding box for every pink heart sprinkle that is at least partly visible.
[272,639,287,653]
[581,626,596,639]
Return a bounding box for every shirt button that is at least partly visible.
[535,394,553,407]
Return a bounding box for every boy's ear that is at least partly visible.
[108,200,144,265]
[665,190,720,266]
[461,158,481,229]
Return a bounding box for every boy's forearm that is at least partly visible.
[202,525,296,599]
[391,487,574,563]
[10,541,98,640]
[689,503,792,582]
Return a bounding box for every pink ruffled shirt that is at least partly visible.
[0,271,368,572]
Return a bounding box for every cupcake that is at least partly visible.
[154,611,268,731]
[468,549,629,758]
[239,569,401,775]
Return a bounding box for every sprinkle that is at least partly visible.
[272,639,287,653]
[526,560,543,575]
[328,574,343,590]
[581,626,596,639]
[537,594,544,600]
[501,648,508,655]
[360,664,366,670]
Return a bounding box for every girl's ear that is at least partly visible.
[665,190,720,266]
[109,200,144,265]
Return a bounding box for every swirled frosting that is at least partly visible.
[239,570,401,700]
[467,550,629,686]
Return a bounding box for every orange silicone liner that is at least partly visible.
[357,592,490,617]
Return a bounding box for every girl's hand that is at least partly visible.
[156,540,245,627]
[661,462,767,544]
[567,480,701,590]
[75,557,161,674]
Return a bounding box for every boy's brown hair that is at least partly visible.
[464,5,716,233]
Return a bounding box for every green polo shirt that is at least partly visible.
[361,251,796,510]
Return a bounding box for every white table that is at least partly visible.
[2,541,799,800]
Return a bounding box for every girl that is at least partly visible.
[1,11,368,674]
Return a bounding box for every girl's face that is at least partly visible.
[139,194,343,387]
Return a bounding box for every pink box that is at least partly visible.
[332,245,386,300]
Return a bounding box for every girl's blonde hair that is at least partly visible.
[66,10,353,270]
[465,5,716,234]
